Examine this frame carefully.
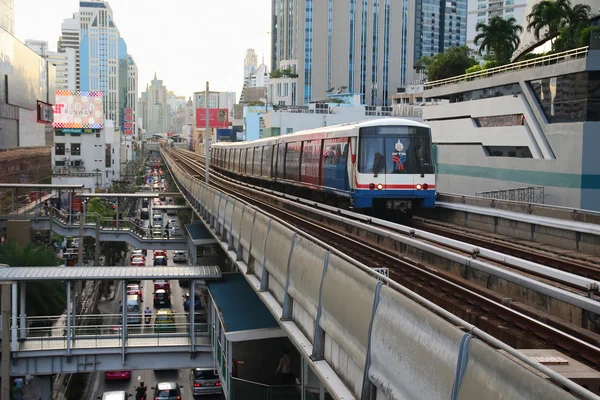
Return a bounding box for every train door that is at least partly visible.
[271,144,278,178]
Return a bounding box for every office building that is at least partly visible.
[271,0,418,106]
[26,40,77,91]
[79,0,121,122]
[244,48,258,80]
[193,91,236,123]
[415,0,468,61]
[142,73,169,134]
[0,0,13,35]
[57,13,80,90]
[466,0,527,52]
[127,54,138,138]
[241,60,269,103]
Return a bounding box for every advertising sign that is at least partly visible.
[62,128,96,134]
[124,129,133,135]
[124,122,133,128]
[37,101,53,124]
[124,114,133,121]
[124,108,133,115]
[216,128,234,142]
[52,90,104,129]
[196,108,229,128]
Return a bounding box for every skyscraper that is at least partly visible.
[127,55,138,137]
[414,0,467,61]
[78,0,121,122]
[466,0,526,53]
[58,13,80,90]
[244,49,258,80]
[143,73,169,134]
[271,0,416,106]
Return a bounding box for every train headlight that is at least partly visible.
[377,184,383,190]
[416,184,423,190]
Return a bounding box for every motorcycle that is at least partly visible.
[144,314,151,324]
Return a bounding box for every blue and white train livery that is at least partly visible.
[211,118,436,213]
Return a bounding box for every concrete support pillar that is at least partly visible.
[320,381,325,400]
[301,357,308,400]
[19,282,26,339]
[39,375,52,400]
[66,281,71,355]
[2,284,12,400]
[190,280,196,353]
[121,280,127,364]
[94,221,101,265]
[11,283,17,352]
[116,199,120,234]
[227,339,233,397]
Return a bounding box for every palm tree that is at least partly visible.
[526,0,573,42]
[474,17,523,64]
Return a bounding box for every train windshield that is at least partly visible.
[358,126,434,175]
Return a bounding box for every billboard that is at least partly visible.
[52,90,104,129]
[216,128,234,142]
[196,108,229,128]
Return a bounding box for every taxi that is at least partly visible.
[153,250,168,259]
[154,309,176,333]
[130,257,145,267]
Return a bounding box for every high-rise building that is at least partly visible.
[127,54,138,138]
[0,0,14,34]
[244,48,258,80]
[271,0,417,106]
[414,0,468,61]
[467,0,527,53]
[240,59,269,103]
[138,88,148,133]
[26,40,77,90]
[79,0,121,122]
[57,13,80,90]
[142,73,169,134]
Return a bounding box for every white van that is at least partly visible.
[153,214,163,228]
[100,391,129,400]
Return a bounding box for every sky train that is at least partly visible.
[211,118,436,213]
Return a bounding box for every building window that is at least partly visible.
[478,12,486,16]
[55,160,66,167]
[529,72,600,123]
[55,143,66,155]
[55,130,65,136]
[71,143,81,156]
[484,146,533,158]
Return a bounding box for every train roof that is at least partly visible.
[212,118,429,148]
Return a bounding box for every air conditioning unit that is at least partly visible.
[72,160,83,167]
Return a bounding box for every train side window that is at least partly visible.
[262,145,272,176]
[277,143,286,179]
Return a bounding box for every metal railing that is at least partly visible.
[4,312,210,351]
[424,46,589,89]
[475,186,546,204]
[230,377,301,400]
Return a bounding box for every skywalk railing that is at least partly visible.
[424,46,589,89]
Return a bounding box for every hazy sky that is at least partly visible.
[14,0,272,100]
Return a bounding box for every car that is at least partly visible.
[99,390,129,400]
[153,250,167,259]
[140,208,149,219]
[130,257,145,267]
[130,250,144,260]
[166,208,177,216]
[152,228,163,238]
[191,368,222,396]
[172,251,186,263]
[104,370,131,381]
[170,226,182,236]
[153,309,176,333]
[153,256,168,266]
[127,284,143,302]
[153,289,171,308]
[152,382,183,400]
[154,280,170,291]
[167,219,178,226]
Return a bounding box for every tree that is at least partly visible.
[425,46,478,81]
[474,17,523,64]
[552,3,592,51]
[414,56,432,73]
[0,242,66,317]
[527,0,572,42]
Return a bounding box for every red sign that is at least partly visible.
[196,108,229,128]
[124,122,133,128]
[124,129,133,135]
[124,115,133,121]
[124,108,133,115]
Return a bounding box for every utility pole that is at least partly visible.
[205,81,210,184]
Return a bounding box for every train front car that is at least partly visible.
[353,120,436,214]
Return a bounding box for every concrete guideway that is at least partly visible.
[163,150,589,400]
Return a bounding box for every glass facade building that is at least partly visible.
[271,0,413,106]
[414,0,467,61]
